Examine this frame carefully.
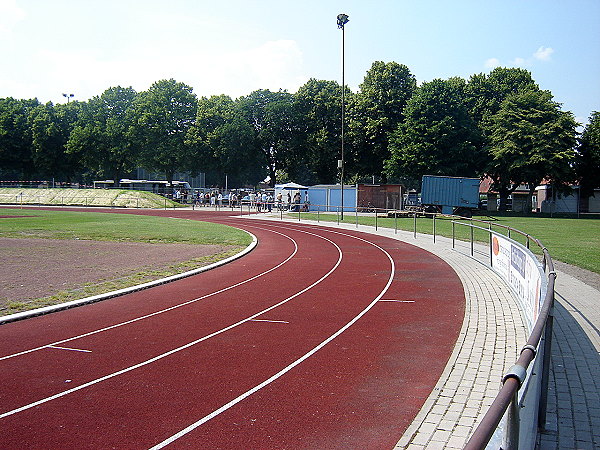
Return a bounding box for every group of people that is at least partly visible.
[172,188,310,212]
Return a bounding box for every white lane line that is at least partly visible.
[149,226,396,449]
[0,231,343,420]
[249,319,290,324]
[47,345,92,353]
[379,300,416,303]
[0,226,296,362]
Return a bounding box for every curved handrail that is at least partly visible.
[265,203,556,448]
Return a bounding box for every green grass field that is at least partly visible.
[0,208,251,246]
[295,211,600,274]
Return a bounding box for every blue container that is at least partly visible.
[421,175,480,215]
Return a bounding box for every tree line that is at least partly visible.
[1,62,598,205]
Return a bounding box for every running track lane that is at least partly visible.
[0,209,465,449]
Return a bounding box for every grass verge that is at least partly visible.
[0,208,251,246]
[293,211,600,274]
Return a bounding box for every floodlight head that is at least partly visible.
[337,13,349,29]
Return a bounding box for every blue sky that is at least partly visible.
[1,0,599,125]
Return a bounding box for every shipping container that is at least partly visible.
[421,175,480,216]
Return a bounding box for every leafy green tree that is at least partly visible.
[187,95,265,187]
[384,77,482,188]
[130,79,197,184]
[575,111,600,198]
[465,68,542,207]
[488,89,578,208]
[292,78,342,184]
[465,67,538,128]
[29,101,83,181]
[349,61,417,181]
[237,89,297,186]
[67,86,138,185]
[0,97,39,180]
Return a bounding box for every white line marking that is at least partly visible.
[249,319,290,324]
[47,345,92,353]
[149,227,396,449]
[0,226,297,362]
[379,300,416,303]
[0,230,343,420]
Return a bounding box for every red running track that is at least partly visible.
[0,209,465,449]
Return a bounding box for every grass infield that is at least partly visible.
[0,208,251,246]
[0,208,252,314]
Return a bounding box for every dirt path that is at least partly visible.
[0,237,233,311]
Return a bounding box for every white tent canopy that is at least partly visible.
[275,182,309,190]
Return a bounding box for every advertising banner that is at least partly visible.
[490,232,544,331]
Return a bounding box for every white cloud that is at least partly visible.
[533,46,554,61]
[510,57,529,68]
[484,58,500,69]
[186,40,307,98]
[27,39,308,103]
[0,0,25,36]
[484,46,554,71]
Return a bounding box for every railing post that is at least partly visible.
[413,212,417,238]
[503,391,521,450]
[452,221,455,249]
[490,230,494,266]
[375,209,378,231]
[471,223,474,256]
[395,211,398,234]
[538,281,555,430]
[433,214,436,242]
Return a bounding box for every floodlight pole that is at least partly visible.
[62,93,74,103]
[337,13,349,219]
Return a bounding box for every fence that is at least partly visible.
[254,203,555,449]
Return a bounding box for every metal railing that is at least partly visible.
[256,203,555,449]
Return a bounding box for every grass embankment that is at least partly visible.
[0,209,252,314]
[0,188,181,208]
[296,211,600,274]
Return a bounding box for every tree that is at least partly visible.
[488,89,578,209]
[349,61,417,182]
[68,86,138,185]
[29,101,82,181]
[292,78,342,184]
[384,78,482,188]
[0,97,39,180]
[574,112,600,199]
[237,89,297,186]
[465,67,538,128]
[187,95,265,187]
[130,79,197,184]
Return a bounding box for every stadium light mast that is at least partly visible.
[62,93,74,103]
[337,13,349,219]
